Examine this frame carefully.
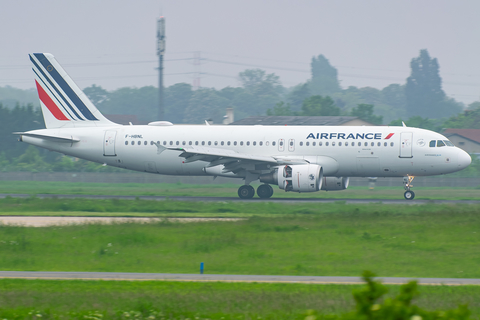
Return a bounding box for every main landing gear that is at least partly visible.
[237,184,274,199]
[403,176,415,200]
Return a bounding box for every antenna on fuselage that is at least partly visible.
[402,121,407,127]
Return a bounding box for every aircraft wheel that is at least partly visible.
[404,190,415,200]
[257,184,273,199]
[238,185,255,199]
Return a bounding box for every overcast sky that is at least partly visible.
[1,0,479,105]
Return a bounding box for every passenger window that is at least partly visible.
[345,142,348,146]
[390,142,394,147]
[280,141,284,146]
[358,142,362,146]
[319,142,322,146]
[332,142,336,146]
[144,141,147,145]
[371,142,374,147]
[305,142,308,146]
[246,141,250,146]
[253,141,256,146]
[202,141,205,146]
[157,141,160,145]
[176,141,179,146]
[437,140,445,147]
[384,142,387,147]
[240,141,244,146]
[137,141,141,145]
[326,142,329,146]
[221,141,224,146]
[300,142,303,146]
[289,141,293,146]
[312,142,316,146]
[259,141,263,146]
[429,140,436,147]
[227,141,230,146]
[169,141,173,145]
[272,141,276,146]
[214,141,218,146]
[339,142,342,146]
[182,141,186,145]
[125,141,128,145]
[195,141,199,145]
[377,142,381,147]
[364,142,368,146]
[189,141,192,145]
[234,141,237,146]
[208,141,211,146]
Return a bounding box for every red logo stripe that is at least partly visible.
[384,133,394,140]
[35,80,69,121]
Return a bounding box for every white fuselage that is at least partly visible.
[21,125,471,179]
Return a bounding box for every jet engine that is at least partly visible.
[320,177,350,191]
[259,164,323,192]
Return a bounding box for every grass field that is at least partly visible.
[1,205,480,278]
[1,180,479,200]
[1,279,480,319]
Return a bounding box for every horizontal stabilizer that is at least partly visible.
[14,132,80,143]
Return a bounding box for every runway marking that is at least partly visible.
[0,274,478,286]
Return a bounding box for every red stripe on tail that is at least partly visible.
[35,80,69,121]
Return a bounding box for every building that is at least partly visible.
[229,116,374,126]
[443,128,480,154]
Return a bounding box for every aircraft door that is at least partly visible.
[278,139,285,152]
[399,132,413,158]
[103,130,117,156]
[288,139,295,152]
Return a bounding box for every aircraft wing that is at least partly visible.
[169,146,308,174]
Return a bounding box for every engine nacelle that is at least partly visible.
[260,164,323,192]
[320,177,350,191]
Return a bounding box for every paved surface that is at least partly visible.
[1,193,479,204]
[0,216,242,227]
[0,271,479,285]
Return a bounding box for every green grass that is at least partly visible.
[1,180,479,200]
[1,279,480,319]
[0,197,479,217]
[1,207,480,278]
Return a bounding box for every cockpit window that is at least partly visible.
[437,140,446,147]
[444,140,454,146]
[429,140,436,147]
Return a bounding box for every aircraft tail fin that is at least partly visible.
[29,53,119,129]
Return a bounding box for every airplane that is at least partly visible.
[16,53,472,200]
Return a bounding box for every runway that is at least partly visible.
[1,193,480,204]
[0,271,479,285]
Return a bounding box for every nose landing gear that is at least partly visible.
[403,176,415,200]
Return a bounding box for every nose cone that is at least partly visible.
[457,149,472,170]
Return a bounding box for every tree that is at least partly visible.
[83,84,109,106]
[389,116,440,132]
[164,83,193,123]
[96,86,158,122]
[300,95,340,116]
[266,101,292,116]
[183,88,230,124]
[443,105,480,129]
[350,104,383,125]
[237,69,284,116]
[286,83,310,112]
[309,54,341,96]
[405,49,461,118]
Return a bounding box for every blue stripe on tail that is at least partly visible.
[33,53,98,121]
